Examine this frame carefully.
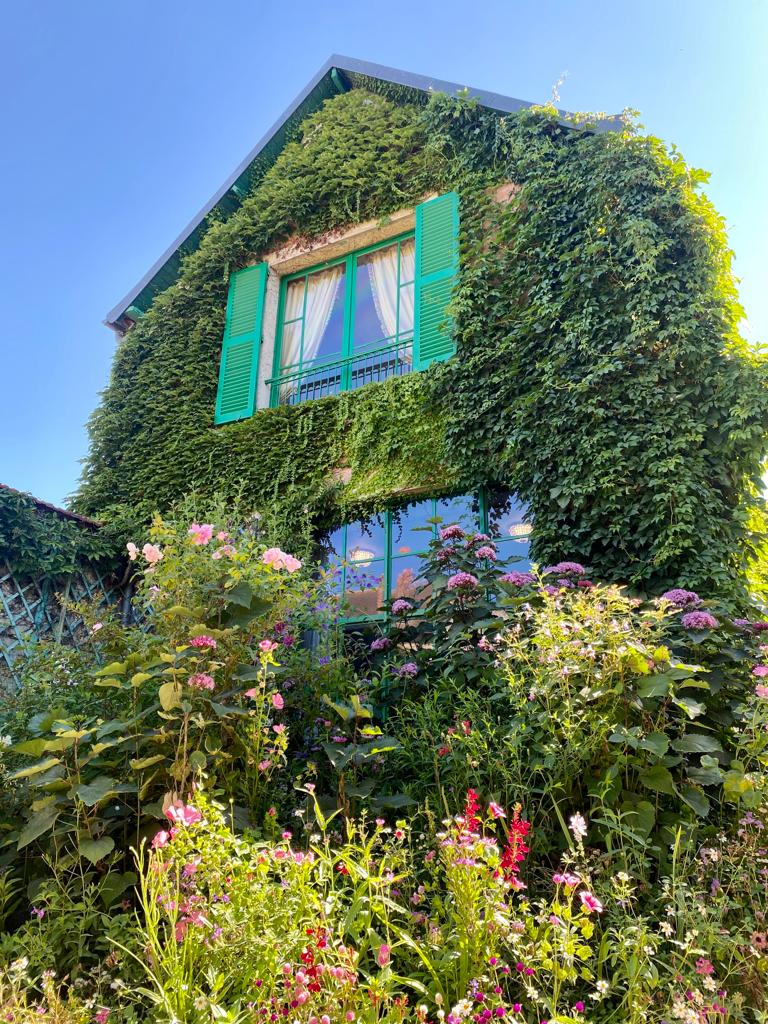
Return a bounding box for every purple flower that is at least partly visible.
[661,588,702,608]
[499,571,535,586]
[370,636,392,652]
[543,561,586,577]
[475,545,497,560]
[466,532,491,546]
[446,572,479,590]
[398,662,418,677]
[439,524,465,541]
[556,578,575,589]
[391,598,413,615]
[542,585,560,596]
[681,611,719,630]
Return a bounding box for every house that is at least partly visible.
[76,56,767,609]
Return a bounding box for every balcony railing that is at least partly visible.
[267,337,413,407]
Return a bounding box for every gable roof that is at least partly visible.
[0,483,101,529]
[105,54,620,334]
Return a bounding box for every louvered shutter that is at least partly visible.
[413,192,459,370]
[214,263,268,425]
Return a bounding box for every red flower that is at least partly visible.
[464,789,482,833]
[498,804,531,884]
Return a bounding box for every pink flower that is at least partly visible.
[377,943,391,967]
[475,545,497,560]
[245,687,258,698]
[212,544,236,560]
[259,639,279,654]
[188,523,214,546]
[752,665,768,677]
[391,598,413,615]
[446,571,479,590]
[94,1010,111,1024]
[499,571,535,586]
[553,871,580,887]
[574,1002,585,1013]
[271,692,285,710]
[164,801,203,827]
[190,635,217,649]
[216,531,229,541]
[681,610,719,630]
[188,673,215,691]
[142,543,163,564]
[90,622,103,634]
[695,957,714,976]
[258,760,271,772]
[273,724,286,735]
[126,542,138,561]
[756,684,768,698]
[151,830,170,849]
[439,524,464,541]
[262,547,302,573]
[488,801,506,819]
[579,891,603,914]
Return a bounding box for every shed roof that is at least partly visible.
[0,483,102,529]
[105,54,620,333]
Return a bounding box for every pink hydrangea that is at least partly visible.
[543,561,585,577]
[681,611,719,630]
[188,523,214,546]
[475,545,497,560]
[391,598,413,615]
[370,636,392,651]
[499,571,535,586]
[190,635,217,650]
[262,547,302,573]
[164,802,203,827]
[660,588,702,608]
[446,572,479,590]
[439,524,464,541]
[755,684,768,698]
[753,665,768,677]
[188,673,215,691]
[398,662,418,677]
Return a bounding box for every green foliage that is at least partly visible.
[73,88,768,596]
[0,487,116,576]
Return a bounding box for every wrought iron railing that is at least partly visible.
[268,337,413,407]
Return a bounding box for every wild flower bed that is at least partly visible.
[1,507,767,1022]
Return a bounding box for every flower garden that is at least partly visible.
[0,506,767,1023]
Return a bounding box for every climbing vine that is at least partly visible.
[74,87,768,597]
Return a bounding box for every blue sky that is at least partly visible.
[1,0,765,508]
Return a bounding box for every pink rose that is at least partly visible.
[142,543,163,565]
[262,547,303,573]
[126,542,138,561]
[272,692,285,710]
[188,523,214,546]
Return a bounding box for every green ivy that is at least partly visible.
[73,88,768,597]
[0,489,117,576]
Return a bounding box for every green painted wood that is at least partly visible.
[413,192,459,370]
[214,263,268,424]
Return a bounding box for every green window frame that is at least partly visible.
[268,231,416,408]
[322,489,532,623]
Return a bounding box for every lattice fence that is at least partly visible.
[0,561,124,686]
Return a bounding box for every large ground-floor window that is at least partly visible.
[320,489,531,620]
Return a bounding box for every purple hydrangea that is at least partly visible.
[466,532,491,546]
[556,578,575,589]
[735,619,768,632]
[543,561,586,577]
[498,571,535,586]
[542,585,561,597]
[398,662,419,678]
[391,598,413,615]
[439,524,465,541]
[446,572,479,590]
[681,611,719,631]
[660,588,702,609]
[370,636,392,652]
[475,545,497,560]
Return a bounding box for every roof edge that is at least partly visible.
[0,483,102,529]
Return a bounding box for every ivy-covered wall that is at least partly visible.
[74,87,768,596]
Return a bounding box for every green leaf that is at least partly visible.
[79,836,115,864]
[94,677,128,690]
[225,581,253,608]
[680,786,710,818]
[674,697,706,720]
[636,674,672,699]
[639,765,676,795]
[11,739,47,757]
[129,755,166,771]
[158,681,182,711]
[17,805,60,850]
[638,732,669,757]
[672,734,723,754]
[95,661,126,678]
[10,757,61,781]
[100,871,137,908]
[73,776,117,807]
[131,672,154,687]
[189,750,207,771]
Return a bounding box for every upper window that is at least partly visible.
[269,235,416,407]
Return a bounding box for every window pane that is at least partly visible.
[345,560,386,617]
[303,264,346,365]
[437,494,480,531]
[280,320,303,372]
[346,516,386,562]
[390,500,433,554]
[399,281,414,336]
[390,554,430,602]
[284,278,305,322]
[496,538,532,572]
[487,491,531,542]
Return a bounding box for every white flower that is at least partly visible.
[569,812,588,841]
[0,734,12,750]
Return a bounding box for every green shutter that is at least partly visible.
[214,263,268,425]
[413,191,459,370]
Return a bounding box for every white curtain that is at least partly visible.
[302,266,343,363]
[369,240,415,357]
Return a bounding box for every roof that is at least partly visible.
[105,54,621,334]
[0,484,102,529]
